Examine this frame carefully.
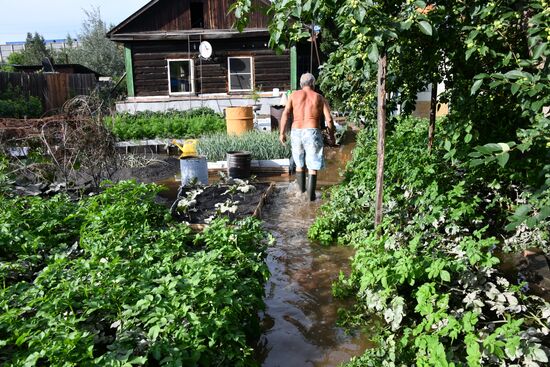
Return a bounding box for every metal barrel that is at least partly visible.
[180,156,208,186]
[226,151,251,179]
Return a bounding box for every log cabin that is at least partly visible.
[107,0,316,114]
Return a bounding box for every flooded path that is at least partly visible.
[253,131,369,366]
[156,131,370,365]
[256,188,370,366]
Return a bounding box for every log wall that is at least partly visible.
[130,38,290,97]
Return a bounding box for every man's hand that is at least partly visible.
[279,133,287,145]
[327,124,336,146]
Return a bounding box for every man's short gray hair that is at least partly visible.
[300,73,315,88]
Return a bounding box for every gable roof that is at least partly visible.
[107,0,272,39]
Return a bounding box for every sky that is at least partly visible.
[0,0,150,44]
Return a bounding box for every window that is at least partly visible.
[228,57,254,92]
[190,1,204,28]
[167,59,194,95]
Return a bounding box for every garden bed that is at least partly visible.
[171,181,275,231]
[0,181,270,366]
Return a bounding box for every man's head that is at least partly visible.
[300,73,315,89]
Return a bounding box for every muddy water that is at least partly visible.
[156,130,370,365]
[256,186,370,366]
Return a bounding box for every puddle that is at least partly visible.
[256,186,371,366]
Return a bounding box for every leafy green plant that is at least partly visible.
[0,180,269,366]
[0,84,43,118]
[198,131,291,161]
[309,117,550,366]
[106,108,225,141]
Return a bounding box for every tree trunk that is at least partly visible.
[374,53,387,228]
[428,82,437,151]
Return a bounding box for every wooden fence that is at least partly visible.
[0,72,97,113]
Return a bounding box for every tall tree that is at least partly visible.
[71,7,124,77]
[21,32,52,65]
[232,0,436,227]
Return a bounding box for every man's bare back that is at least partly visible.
[279,87,334,140]
[289,89,324,129]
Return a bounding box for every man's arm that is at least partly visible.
[322,97,336,144]
[279,94,293,144]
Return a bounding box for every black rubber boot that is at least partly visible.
[308,174,317,201]
[297,171,306,193]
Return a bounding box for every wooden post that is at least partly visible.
[428,82,437,151]
[374,52,387,228]
[124,44,135,97]
[290,46,297,90]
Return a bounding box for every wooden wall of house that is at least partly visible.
[120,0,268,34]
[131,38,290,97]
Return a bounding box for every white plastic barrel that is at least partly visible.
[180,156,208,186]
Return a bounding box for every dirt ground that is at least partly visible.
[171,182,272,224]
[112,155,180,184]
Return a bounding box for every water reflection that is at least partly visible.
[256,187,371,367]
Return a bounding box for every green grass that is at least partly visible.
[197,131,291,161]
[106,108,226,140]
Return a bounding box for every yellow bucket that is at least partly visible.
[173,139,198,158]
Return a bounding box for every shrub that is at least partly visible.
[309,117,550,366]
[0,84,43,118]
[106,108,226,140]
[197,131,291,161]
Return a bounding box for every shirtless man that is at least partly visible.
[279,73,335,201]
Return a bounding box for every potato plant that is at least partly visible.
[0,180,269,366]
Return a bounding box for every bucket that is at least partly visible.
[225,106,254,136]
[226,151,251,179]
[180,156,208,186]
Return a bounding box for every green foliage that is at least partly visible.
[18,32,52,65]
[106,108,225,140]
[0,52,26,72]
[0,85,43,118]
[197,131,291,161]
[0,181,269,366]
[309,117,550,366]
[69,7,124,77]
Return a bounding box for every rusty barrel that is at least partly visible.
[226,151,251,179]
[225,106,254,136]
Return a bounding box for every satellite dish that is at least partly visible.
[199,41,213,59]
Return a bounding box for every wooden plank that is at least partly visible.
[255,68,291,77]
[256,74,292,82]
[134,73,168,80]
[133,59,168,67]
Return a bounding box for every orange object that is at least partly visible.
[225,106,254,136]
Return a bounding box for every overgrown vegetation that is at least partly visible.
[106,108,226,141]
[197,131,291,161]
[0,180,269,366]
[0,85,42,118]
[232,1,549,364]
[309,117,549,365]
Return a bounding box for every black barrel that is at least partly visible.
[226,151,252,179]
